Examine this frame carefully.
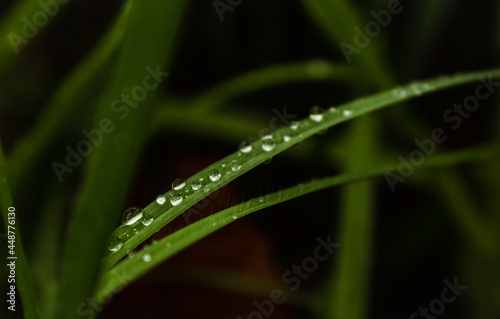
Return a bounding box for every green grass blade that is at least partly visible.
[299,0,393,88]
[189,60,364,113]
[57,1,189,318]
[328,115,377,319]
[7,1,131,192]
[404,0,454,77]
[0,140,39,318]
[30,184,69,318]
[436,170,498,257]
[96,143,500,302]
[101,69,500,270]
[0,0,72,73]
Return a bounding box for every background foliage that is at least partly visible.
[0,0,499,318]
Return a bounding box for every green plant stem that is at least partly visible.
[96,143,500,303]
[7,2,131,193]
[0,140,39,319]
[101,69,500,271]
[57,1,188,318]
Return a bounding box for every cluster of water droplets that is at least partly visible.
[391,81,435,100]
[107,102,360,257]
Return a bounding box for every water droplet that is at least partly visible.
[156,195,166,205]
[108,237,122,252]
[283,129,295,142]
[142,213,153,226]
[122,206,142,225]
[290,121,299,130]
[231,160,241,171]
[209,169,221,181]
[128,251,135,258]
[263,157,273,164]
[260,129,273,139]
[410,83,422,96]
[392,88,407,98]
[172,178,185,190]
[309,106,324,122]
[328,106,338,113]
[343,110,352,117]
[212,222,217,226]
[166,242,172,248]
[258,197,264,203]
[262,136,276,152]
[152,239,158,245]
[170,192,183,206]
[239,141,252,153]
[421,82,434,91]
[191,181,202,191]
[142,254,152,262]
[232,215,238,219]
[132,229,138,235]
[221,162,226,168]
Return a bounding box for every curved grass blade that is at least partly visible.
[57,1,189,318]
[96,143,500,302]
[8,1,131,192]
[101,68,500,271]
[300,0,393,88]
[188,60,364,113]
[0,140,39,318]
[0,0,73,74]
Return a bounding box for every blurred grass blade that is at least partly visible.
[8,1,132,193]
[30,184,69,318]
[404,0,455,77]
[0,139,39,319]
[436,170,499,257]
[300,0,393,88]
[101,68,500,270]
[57,1,189,318]
[0,0,72,74]
[189,60,364,113]
[328,115,377,319]
[96,143,500,302]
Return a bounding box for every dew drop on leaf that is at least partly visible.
[172,178,185,190]
[107,237,122,252]
[262,136,276,152]
[309,106,324,122]
[343,110,352,117]
[392,88,407,98]
[121,206,143,225]
[231,160,241,171]
[239,141,252,153]
[170,192,183,206]
[209,169,221,181]
[191,180,202,191]
[283,129,295,142]
[156,195,166,205]
[142,213,153,226]
[142,254,152,262]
